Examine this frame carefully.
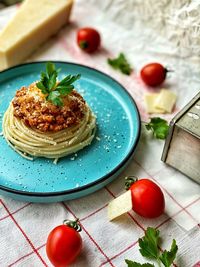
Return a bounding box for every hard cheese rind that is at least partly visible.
[155,89,177,113]
[144,93,165,114]
[108,190,132,221]
[0,0,73,71]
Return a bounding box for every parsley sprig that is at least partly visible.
[36,62,81,106]
[159,239,178,267]
[125,227,178,267]
[145,117,169,139]
[125,261,154,267]
[107,53,132,75]
[139,227,160,260]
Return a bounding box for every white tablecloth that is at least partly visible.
[0,1,200,266]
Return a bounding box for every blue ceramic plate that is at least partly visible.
[0,62,140,202]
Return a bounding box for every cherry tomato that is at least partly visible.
[46,220,82,267]
[77,27,101,53]
[126,177,165,218]
[140,63,168,86]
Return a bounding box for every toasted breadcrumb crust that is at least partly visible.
[12,83,86,132]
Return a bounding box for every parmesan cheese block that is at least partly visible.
[108,191,132,221]
[155,89,177,113]
[144,93,165,114]
[0,0,73,71]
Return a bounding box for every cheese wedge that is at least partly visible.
[155,89,177,113]
[144,93,165,114]
[108,190,132,221]
[0,0,73,71]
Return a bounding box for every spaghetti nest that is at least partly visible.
[3,87,96,163]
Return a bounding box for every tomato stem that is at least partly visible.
[125,176,138,190]
[79,40,88,49]
[63,219,82,232]
[165,68,174,73]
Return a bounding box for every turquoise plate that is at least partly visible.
[0,62,140,203]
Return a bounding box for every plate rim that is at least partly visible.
[0,61,141,197]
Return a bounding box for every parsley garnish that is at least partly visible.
[36,62,81,106]
[107,53,132,75]
[139,228,160,260]
[159,239,178,267]
[125,227,178,267]
[145,117,169,139]
[125,260,154,267]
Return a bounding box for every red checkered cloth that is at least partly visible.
[0,1,200,266]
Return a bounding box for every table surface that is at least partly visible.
[0,1,200,266]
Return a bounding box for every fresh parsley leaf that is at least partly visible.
[139,227,160,260]
[36,81,48,94]
[47,91,63,107]
[46,62,56,77]
[36,62,81,106]
[125,228,178,267]
[48,71,57,90]
[125,260,155,267]
[145,117,169,139]
[107,53,132,75]
[58,74,72,85]
[57,85,74,96]
[59,74,81,86]
[39,71,49,91]
[41,71,47,79]
[159,239,178,267]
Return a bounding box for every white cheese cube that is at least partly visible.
[155,89,177,113]
[144,93,165,114]
[108,190,132,221]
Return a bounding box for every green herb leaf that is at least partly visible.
[145,117,169,139]
[36,81,48,94]
[125,260,155,267]
[125,228,178,267]
[46,62,56,77]
[59,74,81,86]
[139,227,160,260]
[36,62,81,106]
[47,91,63,107]
[107,53,132,75]
[48,71,57,90]
[159,239,178,267]
[57,85,74,96]
[58,74,72,85]
[40,71,49,91]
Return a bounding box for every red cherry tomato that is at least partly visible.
[46,220,82,267]
[128,178,165,218]
[77,27,101,53]
[140,63,167,86]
